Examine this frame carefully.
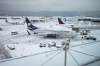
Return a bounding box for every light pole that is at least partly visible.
[62,39,70,66]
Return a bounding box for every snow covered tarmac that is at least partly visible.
[0,17,100,66]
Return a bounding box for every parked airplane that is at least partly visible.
[58,18,100,32]
[5,18,25,25]
[58,18,77,28]
[25,17,77,38]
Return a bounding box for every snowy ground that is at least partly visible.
[0,16,100,66]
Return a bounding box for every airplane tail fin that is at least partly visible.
[58,18,65,24]
[25,17,38,30]
[5,19,8,23]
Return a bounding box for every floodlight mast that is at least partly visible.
[64,42,67,66]
[63,39,70,66]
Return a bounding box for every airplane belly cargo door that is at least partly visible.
[46,34,58,38]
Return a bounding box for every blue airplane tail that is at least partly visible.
[25,17,38,30]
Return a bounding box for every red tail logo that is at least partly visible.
[58,18,65,24]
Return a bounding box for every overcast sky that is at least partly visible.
[0,0,100,16]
